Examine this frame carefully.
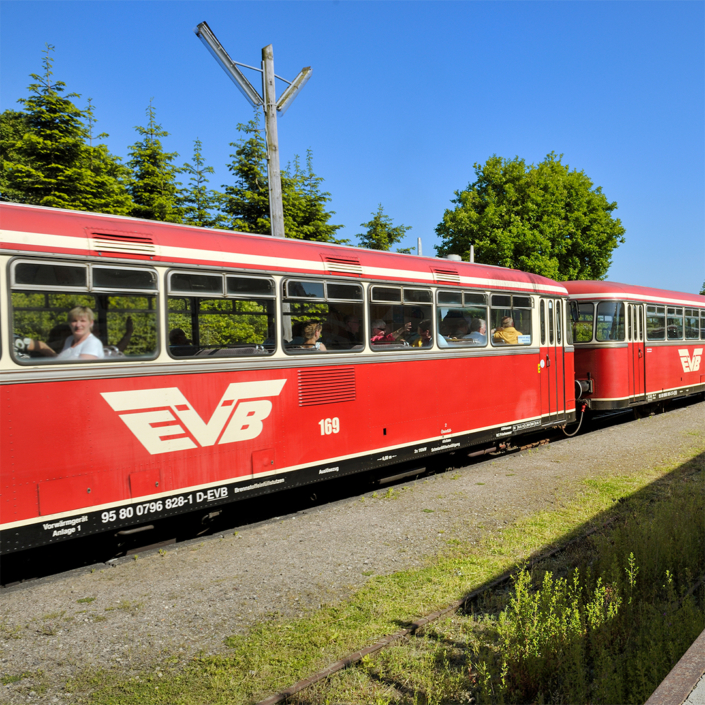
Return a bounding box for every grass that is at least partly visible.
[68,444,705,705]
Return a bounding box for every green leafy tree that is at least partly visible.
[178,138,225,228]
[357,204,412,252]
[222,115,343,242]
[127,101,181,222]
[700,281,705,296]
[1,45,131,214]
[435,152,626,280]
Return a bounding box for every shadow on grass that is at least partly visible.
[384,449,705,705]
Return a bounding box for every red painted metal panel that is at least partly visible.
[38,475,98,516]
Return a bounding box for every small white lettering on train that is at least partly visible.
[196,487,228,502]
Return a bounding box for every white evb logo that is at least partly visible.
[678,348,703,373]
[101,380,286,455]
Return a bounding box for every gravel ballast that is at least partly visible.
[1,402,704,703]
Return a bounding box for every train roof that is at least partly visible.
[564,280,705,308]
[0,202,567,296]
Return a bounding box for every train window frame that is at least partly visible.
[646,305,665,341]
[282,278,364,355]
[10,258,160,365]
[168,270,224,297]
[595,301,626,342]
[571,301,594,343]
[11,259,88,290]
[226,275,276,299]
[91,265,158,293]
[684,308,699,340]
[666,307,684,340]
[701,310,705,340]
[167,270,277,359]
[541,300,546,345]
[434,290,488,348]
[489,292,534,347]
[370,286,403,303]
[370,285,433,352]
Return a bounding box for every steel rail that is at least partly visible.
[254,517,618,705]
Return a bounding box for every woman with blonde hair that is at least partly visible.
[302,321,326,351]
[16,306,104,360]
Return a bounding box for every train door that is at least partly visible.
[540,298,566,424]
[629,303,646,402]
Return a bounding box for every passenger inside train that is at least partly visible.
[493,316,522,345]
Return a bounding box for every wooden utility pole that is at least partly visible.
[194,23,310,238]
[262,45,285,238]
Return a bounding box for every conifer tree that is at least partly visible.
[221,116,272,234]
[178,138,225,228]
[357,204,412,252]
[283,150,344,243]
[1,45,131,214]
[222,115,343,242]
[0,109,30,202]
[127,101,181,222]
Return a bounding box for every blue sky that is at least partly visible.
[1,1,703,293]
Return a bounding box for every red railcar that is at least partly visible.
[565,281,705,411]
[0,203,574,554]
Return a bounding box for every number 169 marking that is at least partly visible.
[318,417,340,435]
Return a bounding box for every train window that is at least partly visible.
[667,307,684,340]
[595,301,625,342]
[540,301,546,345]
[283,280,363,354]
[404,289,432,304]
[490,294,533,346]
[227,276,275,298]
[285,280,324,299]
[11,260,158,364]
[169,273,276,358]
[169,272,223,295]
[571,302,594,342]
[685,309,699,340]
[464,293,486,306]
[646,305,665,340]
[556,300,562,345]
[13,261,86,289]
[371,286,402,303]
[437,305,487,347]
[438,291,462,306]
[93,266,157,292]
[548,300,555,345]
[328,283,363,301]
[491,294,512,308]
[371,286,432,351]
[701,311,705,340]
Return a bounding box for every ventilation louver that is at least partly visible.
[298,367,356,407]
[431,267,460,284]
[91,231,157,257]
[322,255,362,276]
